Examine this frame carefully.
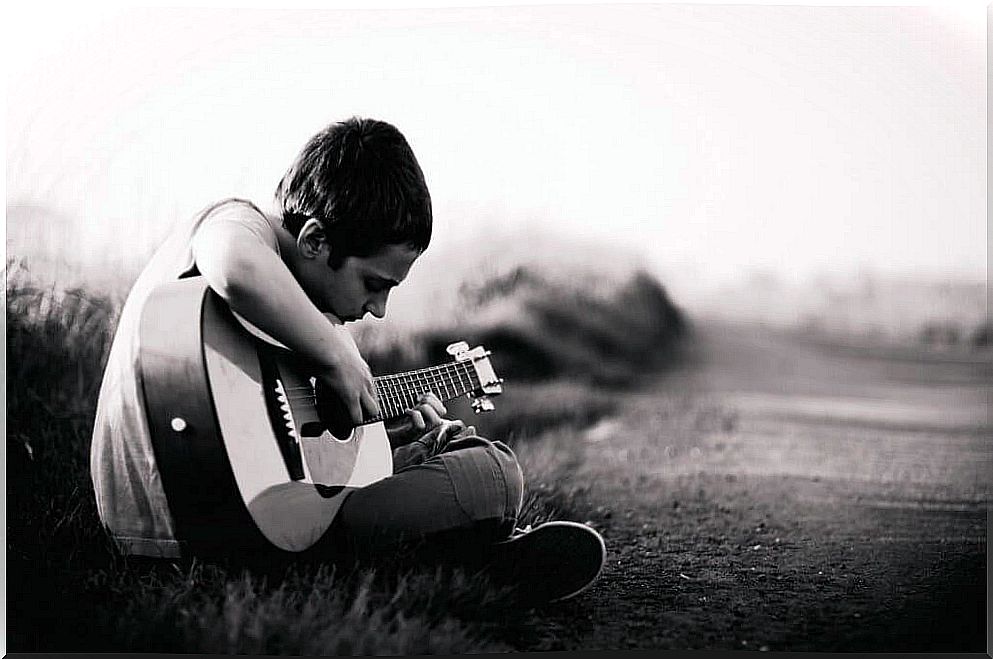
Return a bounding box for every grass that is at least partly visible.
[5,259,686,653]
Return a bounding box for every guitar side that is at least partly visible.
[139,277,392,554]
[138,276,270,555]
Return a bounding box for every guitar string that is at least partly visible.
[278,361,480,385]
[366,359,483,422]
[283,368,482,407]
[279,362,479,395]
[280,362,484,419]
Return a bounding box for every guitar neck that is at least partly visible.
[370,361,481,422]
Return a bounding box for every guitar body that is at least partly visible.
[139,276,393,555]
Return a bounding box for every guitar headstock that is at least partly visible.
[446,341,503,413]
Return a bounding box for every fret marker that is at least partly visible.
[170,417,187,433]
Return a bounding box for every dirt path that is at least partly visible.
[516,322,990,652]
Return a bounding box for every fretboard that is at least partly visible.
[369,361,482,422]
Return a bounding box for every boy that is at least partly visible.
[90,117,604,605]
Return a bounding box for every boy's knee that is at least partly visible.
[489,441,524,517]
[440,439,524,525]
[468,438,524,517]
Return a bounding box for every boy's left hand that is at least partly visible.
[387,392,478,470]
[385,392,449,445]
[391,419,477,471]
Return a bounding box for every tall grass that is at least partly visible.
[5,258,685,653]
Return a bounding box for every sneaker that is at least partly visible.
[482,520,606,606]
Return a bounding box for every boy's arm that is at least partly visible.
[191,210,379,424]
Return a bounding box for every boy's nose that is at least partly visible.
[365,298,387,319]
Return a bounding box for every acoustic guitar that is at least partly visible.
[138,276,502,556]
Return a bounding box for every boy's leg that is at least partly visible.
[325,435,525,558]
[318,434,607,606]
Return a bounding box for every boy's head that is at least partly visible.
[275,118,432,321]
[275,117,433,267]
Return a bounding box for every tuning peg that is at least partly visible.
[471,395,495,414]
[446,341,470,357]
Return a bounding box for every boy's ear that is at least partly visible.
[297,218,330,259]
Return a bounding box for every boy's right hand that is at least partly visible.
[190,204,378,427]
[315,328,380,425]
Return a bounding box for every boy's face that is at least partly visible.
[298,242,420,323]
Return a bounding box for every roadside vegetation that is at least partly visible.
[5,256,686,653]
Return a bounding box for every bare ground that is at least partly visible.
[506,321,990,652]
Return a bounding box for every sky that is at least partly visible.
[6,1,988,297]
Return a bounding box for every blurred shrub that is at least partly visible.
[918,322,962,348]
[968,321,991,349]
[464,382,619,442]
[917,320,993,351]
[365,265,686,388]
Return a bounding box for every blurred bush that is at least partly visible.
[695,268,987,350]
[919,320,993,351]
[362,262,686,388]
[968,322,991,349]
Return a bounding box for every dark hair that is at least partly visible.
[275,117,432,268]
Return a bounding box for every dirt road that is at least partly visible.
[515,321,990,652]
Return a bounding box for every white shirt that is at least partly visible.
[90,198,279,557]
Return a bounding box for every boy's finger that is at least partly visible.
[347,398,363,426]
[436,421,463,450]
[361,389,380,420]
[418,404,444,428]
[407,409,425,430]
[416,392,447,416]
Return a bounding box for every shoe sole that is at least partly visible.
[490,520,607,604]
